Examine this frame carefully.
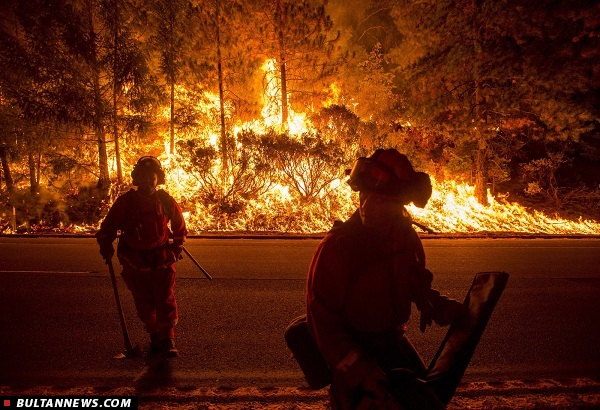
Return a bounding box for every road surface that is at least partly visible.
[0,237,599,390]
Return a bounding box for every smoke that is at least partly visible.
[326,0,371,29]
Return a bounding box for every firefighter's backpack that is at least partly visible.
[122,189,174,247]
[284,314,331,390]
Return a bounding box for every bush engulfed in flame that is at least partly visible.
[158,130,356,233]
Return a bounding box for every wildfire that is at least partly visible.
[159,169,600,235]
[6,58,598,236]
[144,58,600,236]
[112,137,600,235]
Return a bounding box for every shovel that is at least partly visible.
[106,257,142,359]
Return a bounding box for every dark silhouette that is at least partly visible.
[96,156,187,358]
[305,149,464,409]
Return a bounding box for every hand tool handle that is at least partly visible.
[106,258,134,351]
[182,246,213,280]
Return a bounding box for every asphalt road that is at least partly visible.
[0,236,599,390]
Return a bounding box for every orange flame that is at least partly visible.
[257,59,313,135]
[408,178,600,235]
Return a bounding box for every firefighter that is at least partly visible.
[306,149,464,409]
[96,156,187,358]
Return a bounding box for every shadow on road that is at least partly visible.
[133,358,174,391]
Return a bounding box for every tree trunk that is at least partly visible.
[28,152,39,194]
[276,0,288,128]
[96,74,110,192]
[170,79,175,155]
[112,0,122,184]
[113,89,122,184]
[169,5,176,156]
[474,145,488,204]
[215,0,228,173]
[88,6,110,192]
[0,146,14,192]
[279,56,288,128]
[472,0,488,205]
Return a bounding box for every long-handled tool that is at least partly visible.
[182,246,212,280]
[106,257,142,359]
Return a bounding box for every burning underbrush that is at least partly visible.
[1,135,599,236]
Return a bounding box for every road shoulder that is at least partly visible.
[2,378,599,409]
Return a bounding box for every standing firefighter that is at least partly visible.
[306,149,464,409]
[96,156,187,358]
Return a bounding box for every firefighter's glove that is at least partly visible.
[99,243,114,261]
[411,269,435,332]
[433,298,466,326]
[361,366,389,402]
[169,243,183,260]
[418,268,434,287]
[419,302,434,333]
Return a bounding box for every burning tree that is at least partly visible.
[145,0,195,156]
[260,131,347,203]
[252,0,341,128]
[192,0,262,173]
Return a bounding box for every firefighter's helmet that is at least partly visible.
[131,156,166,186]
[347,149,432,208]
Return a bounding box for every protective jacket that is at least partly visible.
[96,189,187,270]
[306,210,453,370]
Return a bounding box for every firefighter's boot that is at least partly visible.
[148,332,162,357]
[162,338,179,358]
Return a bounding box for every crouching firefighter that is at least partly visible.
[305,149,465,409]
[96,156,188,358]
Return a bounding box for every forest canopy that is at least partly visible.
[0,0,598,234]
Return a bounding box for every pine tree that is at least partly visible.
[390,0,599,204]
[145,0,194,155]
[2,0,153,192]
[338,43,396,124]
[101,0,151,183]
[321,0,401,142]
[252,0,340,128]
[0,0,21,193]
[193,0,261,172]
